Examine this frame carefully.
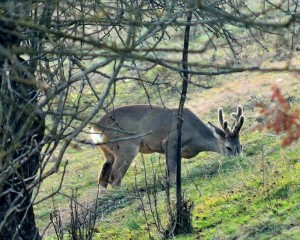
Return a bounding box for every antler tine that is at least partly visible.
[231,105,243,120]
[232,105,245,135]
[219,108,232,135]
[233,115,244,135]
[218,108,224,126]
[238,105,243,115]
[231,105,243,129]
[223,121,232,135]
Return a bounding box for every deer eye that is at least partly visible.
[226,146,233,151]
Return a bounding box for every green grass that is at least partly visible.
[36,122,300,239]
[78,141,299,240]
[34,48,300,239]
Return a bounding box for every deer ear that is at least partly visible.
[208,122,226,139]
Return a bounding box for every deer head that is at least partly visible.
[208,106,244,156]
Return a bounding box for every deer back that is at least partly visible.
[94,105,213,153]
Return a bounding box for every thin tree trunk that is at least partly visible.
[175,11,192,234]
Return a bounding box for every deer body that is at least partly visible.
[91,105,244,188]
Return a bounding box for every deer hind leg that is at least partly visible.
[109,141,140,187]
[99,147,115,188]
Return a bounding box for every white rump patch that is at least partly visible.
[90,126,106,144]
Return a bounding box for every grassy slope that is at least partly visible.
[36,57,300,239]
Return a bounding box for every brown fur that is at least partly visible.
[92,105,244,187]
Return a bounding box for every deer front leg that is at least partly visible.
[162,134,195,184]
[162,135,178,183]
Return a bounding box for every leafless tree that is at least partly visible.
[0,0,299,239]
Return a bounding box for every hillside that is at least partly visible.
[35,56,300,239]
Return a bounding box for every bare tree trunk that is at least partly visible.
[175,11,192,234]
[0,18,45,240]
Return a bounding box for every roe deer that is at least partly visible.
[91,105,244,188]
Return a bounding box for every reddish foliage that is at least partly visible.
[257,85,300,147]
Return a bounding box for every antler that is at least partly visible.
[231,105,243,121]
[219,106,244,136]
[232,105,244,135]
[218,108,231,135]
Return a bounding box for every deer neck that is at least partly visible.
[198,128,223,154]
[208,136,222,154]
